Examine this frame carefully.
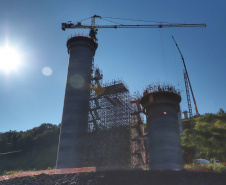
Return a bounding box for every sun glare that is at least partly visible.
[0,46,21,72]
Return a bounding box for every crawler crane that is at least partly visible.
[172,36,199,117]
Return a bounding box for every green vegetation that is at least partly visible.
[181,109,226,163]
[0,110,225,175]
[0,123,60,175]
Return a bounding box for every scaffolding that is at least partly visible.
[85,73,132,169]
[130,92,147,170]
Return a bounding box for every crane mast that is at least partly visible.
[172,36,199,117]
[183,69,193,118]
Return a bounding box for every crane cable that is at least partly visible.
[79,16,178,25]
[78,16,123,27]
[159,29,168,81]
[100,18,122,25]
[79,17,93,23]
[102,16,171,24]
[172,40,180,87]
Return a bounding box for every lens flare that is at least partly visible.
[42,66,53,76]
[69,74,84,89]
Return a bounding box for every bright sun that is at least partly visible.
[0,46,21,72]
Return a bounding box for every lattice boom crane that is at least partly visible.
[172,36,199,116]
[62,15,206,40]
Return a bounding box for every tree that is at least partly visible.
[181,112,226,162]
[218,108,225,114]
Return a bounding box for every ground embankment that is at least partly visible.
[0,170,226,185]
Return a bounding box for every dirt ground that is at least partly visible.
[0,170,225,185]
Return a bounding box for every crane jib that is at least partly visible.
[62,23,206,30]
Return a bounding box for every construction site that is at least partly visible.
[2,15,226,185]
[56,16,205,171]
[55,34,183,171]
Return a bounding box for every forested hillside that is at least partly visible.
[0,124,60,175]
[0,110,225,175]
[181,109,226,163]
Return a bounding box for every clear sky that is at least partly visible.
[0,0,225,132]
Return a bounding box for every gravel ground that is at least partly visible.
[0,170,225,185]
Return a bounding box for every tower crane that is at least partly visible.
[172,36,199,117]
[62,15,203,117]
[62,15,206,40]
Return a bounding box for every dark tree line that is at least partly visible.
[0,110,225,174]
[0,123,60,174]
[0,123,60,153]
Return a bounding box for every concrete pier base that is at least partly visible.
[140,89,184,170]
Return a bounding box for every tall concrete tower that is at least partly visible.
[140,85,184,170]
[56,36,98,169]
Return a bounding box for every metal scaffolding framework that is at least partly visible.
[82,67,149,170]
[130,92,147,170]
[85,72,132,169]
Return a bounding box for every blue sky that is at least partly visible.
[0,0,225,132]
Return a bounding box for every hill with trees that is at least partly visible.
[0,124,60,175]
[181,109,226,163]
[0,110,225,175]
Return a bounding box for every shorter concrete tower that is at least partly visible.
[140,85,184,170]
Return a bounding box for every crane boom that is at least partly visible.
[62,23,206,30]
[172,36,199,116]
